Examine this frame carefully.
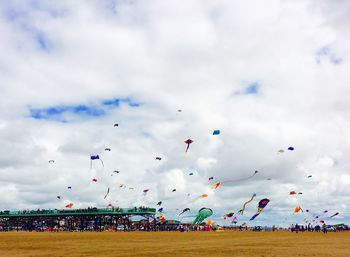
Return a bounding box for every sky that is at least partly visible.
[0,0,349,227]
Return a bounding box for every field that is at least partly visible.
[0,231,349,257]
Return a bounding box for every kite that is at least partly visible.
[92,178,97,182]
[208,177,214,181]
[105,148,111,151]
[201,194,208,198]
[278,149,284,153]
[290,191,297,195]
[57,196,62,200]
[119,184,124,188]
[107,204,113,208]
[157,201,162,206]
[267,178,272,180]
[323,210,328,213]
[114,123,118,127]
[298,192,303,195]
[104,187,110,199]
[308,175,312,178]
[213,130,220,135]
[48,160,55,163]
[172,189,176,192]
[129,187,134,190]
[189,172,194,176]
[232,216,238,224]
[65,203,73,208]
[225,211,235,218]
[213,170,258,189]
[143,189,150,194]
[293,205,302,214]
[177,109,182,112]
[90,155,104,169]
[288,147,294,151]
[250,198,270,220]
[113,170,120,174]
[158,208,163,212]
[159,214,166,223]
[179,208,190,216]
[156,157,162,160]
[238,193,257,215]
[330,212,339,218]
[211,182,221,189]
[319,220,325,223]
[184,139,193,153]
[67,186,72,189]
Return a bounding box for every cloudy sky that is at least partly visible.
[0,0,349,227]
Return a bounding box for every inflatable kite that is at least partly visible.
[238,193,257,215]
[250,198,270,220]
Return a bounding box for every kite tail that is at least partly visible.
[185,144,190,153]
[250,213,260,221]
[100,159,104,167]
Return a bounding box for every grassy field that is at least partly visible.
[0,231,349,257]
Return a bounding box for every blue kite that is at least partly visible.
[213,130,220,135]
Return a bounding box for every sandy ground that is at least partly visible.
[0,231,349,257]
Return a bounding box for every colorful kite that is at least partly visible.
[211,182,221,189]
[250,198,270,220]
[213,170,258,189]
[238,193,257,215]
[293,205,302,214]
[290,191,297,195]
[225,211,235,218]
[184,139,193,153]
[65,203,73,208]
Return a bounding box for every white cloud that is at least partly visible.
[0,0,349,226]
